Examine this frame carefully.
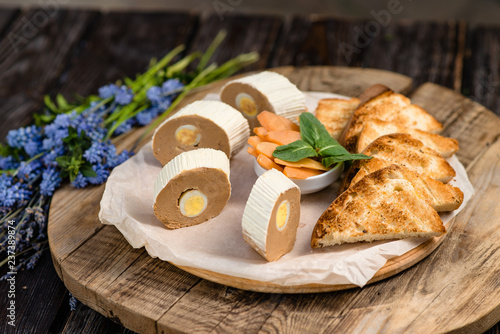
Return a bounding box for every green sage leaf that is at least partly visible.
[272,140,317,162]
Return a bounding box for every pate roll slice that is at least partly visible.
[153,148,231,229]
[220,71,306,129]
[242,169,301,262]
[152,100,250,165]
[311,165,447,248]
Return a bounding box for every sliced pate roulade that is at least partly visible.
[152,100,250,165]
[242,168,301,262]
[220,71,306,129]
[153,148,231,229]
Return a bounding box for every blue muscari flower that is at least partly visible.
[147,86,162,104]
[156,98,171,112]
[0,156,20,170]
[115,86,133,105]
[71,173,88,189]
[40,167,61,196]
[83,141,110,164]
[107,149,131,168]
[161,78,184,94]
[135,107,160,126]
[42,147,65,167]
[24,139,43,157]
[87,164,110,185]
[17,159,42,181]
[0,177,32,208]
[7,125,43,153]
[113,119,135,136]
[98,84,119,99]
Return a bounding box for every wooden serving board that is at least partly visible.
[48,67,500,333]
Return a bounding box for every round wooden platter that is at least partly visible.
[48,67,500,333]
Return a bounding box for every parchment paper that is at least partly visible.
[99,92,474,287]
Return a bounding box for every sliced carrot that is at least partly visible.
[247,135,263,148]
[257,154,284,172]
[247,146,258,158]
[257,111,300,131]
[256,142,279,159]
[266,130,301,145]
[253,127,269,141]
[283,166,324,179]
[274,157,330,171]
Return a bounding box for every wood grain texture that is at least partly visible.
[0,252,68,334]
[0,9,96,138]
[462,25,500,116]
[270,16,466,90]
[0,8,18,35]
[56,11,197,98]
[48,67,500,333]
[187,13,282,71]
[410,82,500,167]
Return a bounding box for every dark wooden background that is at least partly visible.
[0,7,499,333]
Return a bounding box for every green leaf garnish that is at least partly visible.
[272,112,371,168]
[272,140,317,162]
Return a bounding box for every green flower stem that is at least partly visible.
[197,30,227,72]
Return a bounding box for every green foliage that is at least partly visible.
[272,112,371,168]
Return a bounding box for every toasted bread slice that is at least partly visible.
[339,134,456,193]
[339,85,443,152]
[315,97,360,140]
[311,165,453,248]
[357,119,459,157]
[339,158,463,211]
[361,134,455,182]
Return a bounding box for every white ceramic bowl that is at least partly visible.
[253,160,343,195]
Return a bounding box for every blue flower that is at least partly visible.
[24,139,43,157]
[7,125,43,153]
[98,84,119,99]
[113,119,135,135]
[71,173,88,189]
[0,156,20,170]
[83,141,110,164]
[87,164,109,185]
[114,86,133,105]
[107,149,131,168]
[40,167,61,196]
[0,177,32,208]
[17,159,42,181]
[161,78,184,94]
[135,107,160,126]
[42,147,65,167]
[147,86,162,104]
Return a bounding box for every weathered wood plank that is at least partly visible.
[462,25,500,116]
[271,17,465,91]
[61,302,136,334]
[409,82,500,168]
[56,11,197,98]
[270,16,368,67]
[364,20,466,90]
[0,252,68,333]
[0,8,18,36]
[186,13,282,72]
[0,9,97,139]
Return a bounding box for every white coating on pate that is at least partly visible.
[221,71,306,121]
[152,100,250,157]
[153,148,230,202]
[241,169,299,255]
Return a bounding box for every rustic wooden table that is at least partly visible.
[0,8,499,334]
